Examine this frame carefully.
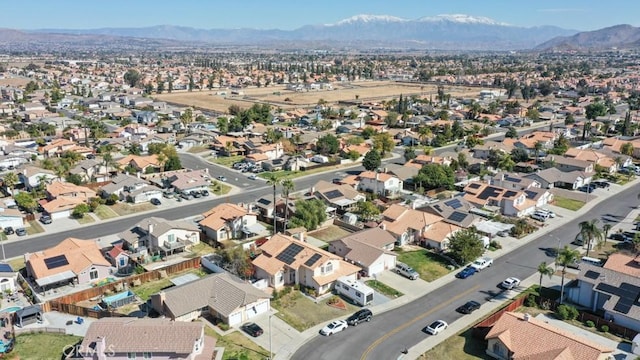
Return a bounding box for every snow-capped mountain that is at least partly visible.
[29,14,578,50]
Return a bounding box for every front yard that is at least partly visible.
[94,204,120,220]
[111,202,155,216]
[10,332,82,360]
[365,280,403,298]
[421,327,489,360]
[212,155,244,167]
[395,248,452,282]
[553,196,585,211]
[272,290,359,331]
[26,220,45,235]
[203,323,269,360]
[75,214,95,224]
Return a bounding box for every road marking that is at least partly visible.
[360,285,480,360]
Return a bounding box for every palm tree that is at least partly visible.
[2,172,18,196]
[558,246,581,304]
[534,141,544,163]
[602,224,612,245]
[577,219,603,257]
[265,174,281,234]
[281,178,295,233]
[537,261,554,293]
[156,152,167,173]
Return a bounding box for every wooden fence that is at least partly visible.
[578,312,638,340]
[14,327,66,335]
[475,295,528,329]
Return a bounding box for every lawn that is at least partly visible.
[94,204,119,220]
[10,333,82,360]
[187,145,209,154]
[26,220,45,235]
[187,242,217,257]
[309,225,353,242]
[396,248,451,282]
[210,181,232,195]
[272,290,359,331]
[203,324,269,360]
[553,196,585,211]
[75,214,95,224]
[213,155,244,167]
[7,257,25,272]
[365,280,403,298]
[421,327,490,360]
[111,202,155,216]
[131,277,173,301]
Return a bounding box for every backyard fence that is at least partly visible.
[578,312,638,340]
[14,326,66,335]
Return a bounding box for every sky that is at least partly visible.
[5,0,638,31]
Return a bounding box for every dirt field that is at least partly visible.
[154,81,480,113]
[0,77,31,87]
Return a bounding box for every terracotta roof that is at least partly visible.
[423,221,461,243]
[485,312,613,360]
[41,196,85,214]
[27,238,111,280]
[117,154,160,170]
[603,253,640,280]
[381,204,443,236]
[200,203,252,231]
[358,171,394,182]
[46,181,96,199]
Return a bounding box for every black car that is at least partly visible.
[15,228,27,236]
[346,308,373,326]
[40,215,52,224]
[200,189,210,197]
[456,300,481,314]
[191,191,202,198]
[150,198,162,206]
[592,180,610,188]
[241,322,263,337]
[3,227,14,235]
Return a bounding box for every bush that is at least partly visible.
[489,240,502,250]
[525,295,537,308]
[218,323,230,331]
[567,306,579,320]
[271,289,279,300]
[601,325,609,333]
[585,320,595,328]
[556,304,570,320]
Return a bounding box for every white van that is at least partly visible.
[531,212,548,222]
[581,256,602,267]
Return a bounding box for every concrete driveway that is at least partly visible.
[236,310,300,357]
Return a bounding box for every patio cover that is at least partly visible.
[242,222,266,235]
[35,270,76,287]
[474,221,514,236]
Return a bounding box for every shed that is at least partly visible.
[342,212,357,225]
[15,305,42,328]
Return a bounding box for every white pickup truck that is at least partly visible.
[470,257,494,271]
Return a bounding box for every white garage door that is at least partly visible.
[246,300,270,319]
[368,262,384,276]
[51,210,71,220]
[228,311,243,326]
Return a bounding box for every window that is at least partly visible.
[167,234,175,242]
[127,353,136,360]
[143,353,152,359]
[492,342,503,356]
[89,267,99,280]
[119,258,126,267]
[277,272,283,284]
[324,262,333,274]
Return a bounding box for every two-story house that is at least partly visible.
[100,173,160,203]
[118,217,200,257]
[199,203,263,241]
[17,166,56,191]
[380,204,444,246]
[117,154,161,173]
[545,155,595,174]
[313,180,366,213]
[357,171,403,198]
[328,227,397,276]
[490,172,554,209]
[463,181,537,217]
[252,234,360,296]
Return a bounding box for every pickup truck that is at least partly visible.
[470,257,493,271]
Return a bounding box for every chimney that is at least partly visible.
[150,291,166,316]
[380,223,386,230]
[148,222,154,235]
[411,201,417,210]
[523,313,531,322]
[95,337,106,357]
[137,171,141,179]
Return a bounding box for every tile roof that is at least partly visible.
[200,203,252,231]
[381,204,443,236]
[41,196,85,214]
[603,253,640,278]
[27,238,111,280]
[81,318,207,354]
[46,181,96,199]
[485,312,612,360]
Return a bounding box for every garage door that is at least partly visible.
[246,300,270,319]
[368,262,384,276]
[228,311,243,326]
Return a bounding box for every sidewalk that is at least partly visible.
[276,176,640,360]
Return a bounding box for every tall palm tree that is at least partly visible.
[558,246,581,304]
[537,261,554,293]
[534,141,544,163]
[577,219,603,257]
[265,174,281,235]
[281,178,295,233]
[602,224,612,245]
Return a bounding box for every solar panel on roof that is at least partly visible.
[323,189,343,200]
[0,264,13,273]
[444,199,463,209]
[468,183,481,189]
[477,187,501,200]
[448,211,468,223]
[505,176,522,183]
[503,191,518,198]
[44,255,69,270]
[524,190,537,199]
[276,243,304,265]
[304,253,322,267]
[595,282,640,315]
[584,270,600,280]
[257,198,271,205]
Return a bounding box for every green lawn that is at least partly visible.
[26,220,45,235]
[396,248,451,282]
[213,155,244,167]
[210,181,231,195]
[421,328,490,360]
[203,324,269,360]
[554,196,585,211]
[7,257,25,272]
[76,214,95,224]
[94,204,119,220]
[131,277,173,301]
[365,280,403,298]
[10,333,82,360]
[272,290,359,331]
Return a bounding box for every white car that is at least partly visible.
[501,277,521,290]
[320,320,348,336]
[425,320,448,335]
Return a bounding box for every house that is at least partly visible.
[567,256,640,332]
[0,207,24,230]
[118,217,200,256]
[46,181,97,202]
[405,154,452,169]
[463,182,537,217]
[41,138,93,158]
[545,155,595,174]
[252,234,360,295]
[490,173,554,208]
[380,204,444,246]
[78,317,216,360]
[328,227,397,276]
[150,272,271,325]
[69,159,110,183]
[104,243,131,274]
[0,263,17,293]
[24,238,112,289]
[485,312,613,360]
[100,173,160,203]
[313,180,366,212]
[169,169,210,194]
[357,171,403,198]
[473,141,513,160]
[17,166,56,191]
[40,196,85,219]
[117,154,161,173]
[564,148,619,173]
[524,168,592,190]
[199,203,263,241]
[503,131,556,155]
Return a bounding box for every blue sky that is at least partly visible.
[6,0,637,31]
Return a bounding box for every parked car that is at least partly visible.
[501,277,521,290]
[180,192,193,200]
[530,212,548,222]
[535,209,555,218]
[40,215,52,224]
[320,320,348,336]
[425,320,448,335]
[191,191,202,198]
[578,185,595,193]
[455,266,477,279]
[395,262,419,280]
[470,257,493,271]
[15,228,26,236]
[241,322,263,337]
[592,180,610,189]
[217,176,227,182]
[346,309,373,326]
[456,301,481,314]
[248,174,257,180]
[200,189,210,197]
[163,191,174,198]
[610,233,633,242]
[150,198,161,206]
[3,227,14,235]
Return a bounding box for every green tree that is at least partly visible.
[510,148,530,163]
[2,172,18,195]
[497,154,515,171]
[362,150,381,171]
[404,147,417,162]
[576,219,603,257]
[413,163,455,190]
[316,134,339,155]
[265,174,281,234]
[281,178,294,233]
[583,102,607,140]
[216,117,229,135]
[537,261,554,292]
[180,108,194,129]
[221,246,254,279]
[288,199,327,231]
[558,246,581,304]
[14,192,37,213]
[505,127,518,139]
[123,69,141,88]
[355,200,380,221]
[65,173,84,185]
[361,127,376,140]
[602,224,612,245]
[372,132,395,156]
[72,203,91,219]
[447,228,485,264]
[526,108,540,121]
[621,142,634,157]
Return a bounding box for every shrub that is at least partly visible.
[585,320,595,328]
[567,306,579,320]
[525,295,537,308]
[218,323,230,331]
[556,305,571,320]
[489,240,502,250]
[271,289,279,300]
[601,325,609,333]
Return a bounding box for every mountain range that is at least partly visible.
[1,14,636,51]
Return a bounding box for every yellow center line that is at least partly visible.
[360,285,481,360]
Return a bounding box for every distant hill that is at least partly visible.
[536,24,640,50]
[28,14,578,51]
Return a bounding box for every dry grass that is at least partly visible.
[7,257,25,272]
[94,205,119,220]
[272,291,359,331]
[75,214,95,224]
[111,202,155,216]
[203,324,269,360]
[26,220,45,234]
[421,327,490,360]
[308,225,353,242]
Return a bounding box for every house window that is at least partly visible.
[167,234,175,242]
[493,342,503,356]
[277,272,283,284]
[143,353,152,359]
[89,267,99,280]
[127,353,136,360]
[119,258,126,267]
[324,262,333,274]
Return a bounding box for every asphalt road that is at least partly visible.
[292,182,639,360]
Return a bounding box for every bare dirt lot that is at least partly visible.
[154,81,480,113]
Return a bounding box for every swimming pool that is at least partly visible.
[0,306,21,313]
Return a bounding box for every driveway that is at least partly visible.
[236,310,300,357]
[373,270,431,297]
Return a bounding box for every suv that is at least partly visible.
[531,212,548,222]
[3,227,14,235]
[346,309,372,326]
[395,262,419,280]
[40,215,52,224]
